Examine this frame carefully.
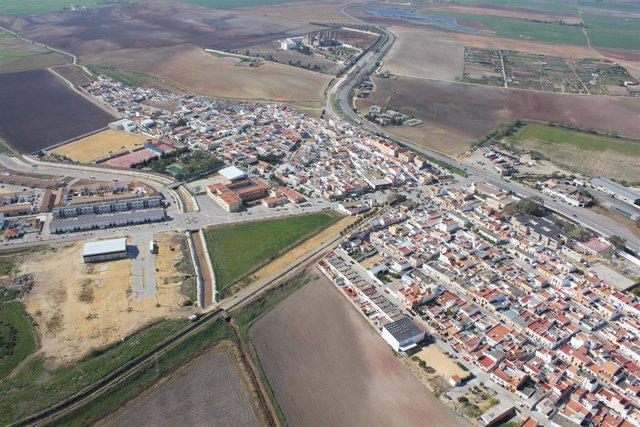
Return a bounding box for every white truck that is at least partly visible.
[149,240,156,254]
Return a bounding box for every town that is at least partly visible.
[2,75,636,427]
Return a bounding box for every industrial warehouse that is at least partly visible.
[82,238,129,263]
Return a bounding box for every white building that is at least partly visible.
[82,238,128,263]
[381,317,425,352]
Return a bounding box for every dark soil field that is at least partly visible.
[4,1,320,56]
[358,76,640,154]
[52,64,93,87]
[0,69,115,153]
[250,274,468,427]
[107,350,260,427]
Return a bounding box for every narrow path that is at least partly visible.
[230,321,281,427]
[578,7,592,48]
[498,49,508,88]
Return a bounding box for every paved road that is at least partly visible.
[328,8,640,255]
[130,232,157,300]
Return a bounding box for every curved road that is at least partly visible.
[329,6,640,254]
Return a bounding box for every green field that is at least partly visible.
[453,0,578,14]
[506,123,640,182]
[582,14,640,49]
[0,0,133,14]
[578,0,640,12]
[425,10,588,45]
[0,295,36,380]
[204,213,340,297]
[86,65,153,88]
[0,318,189,425]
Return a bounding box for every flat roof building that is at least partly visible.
[381,316,425,352]
[591,177,640,207]
[83,238,128,263]
[219,166,247,183]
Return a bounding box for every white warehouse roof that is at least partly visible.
[83,238,128,257]
[219,166,247,181]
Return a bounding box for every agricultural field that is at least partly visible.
[463,47,638,95]
[356,76,640,155]
[422,10,588,46]
[505,123,640,182]
[582,14,640,50]
[2,1,331,110]
[450,0,579,14]
[52,64,93,87]
[249,273,468,426]
[383,25,464,81]
[51,129,151,163]
[106,350,260,427]
[0,31,68,73]
[174,0,306,9]
[0,69,115,153]
[203,212,340,296]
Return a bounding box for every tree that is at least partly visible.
[609,235,627,253]
[386,193,407,205]
[504,196,547,217]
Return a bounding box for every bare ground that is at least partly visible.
[20,237,190,366]
[384,26,464,81]
[84,45,331,109]
[250,273,468,427]
[105,348,260,427]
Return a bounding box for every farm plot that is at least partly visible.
[506,123,640,182]
[384,26,464,81]
[51,129,150,163]
[107,350,260,427]
[52,64,93,87]
[0,31,68,73]
[356,76,640,154]
[0,69,115,153]
[250,274,468,427]
[583,13,640,50]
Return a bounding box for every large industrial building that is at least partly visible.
[381,317,425,352]
[591,177,640,208]
[82,238,128,263]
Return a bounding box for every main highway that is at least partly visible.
[328,6,640,254]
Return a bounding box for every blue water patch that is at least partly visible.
[368,8,487,34]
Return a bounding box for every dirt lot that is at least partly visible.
[106,348,260,427]
[85,45,331,110]
[416,345,467,380]
[19,237,189,366]
[357,76,640,154]
[51,129,150,163]
[384,26,464,81]
[52,64,93,87]
[250,274,468,427]
[0,69,115,153]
